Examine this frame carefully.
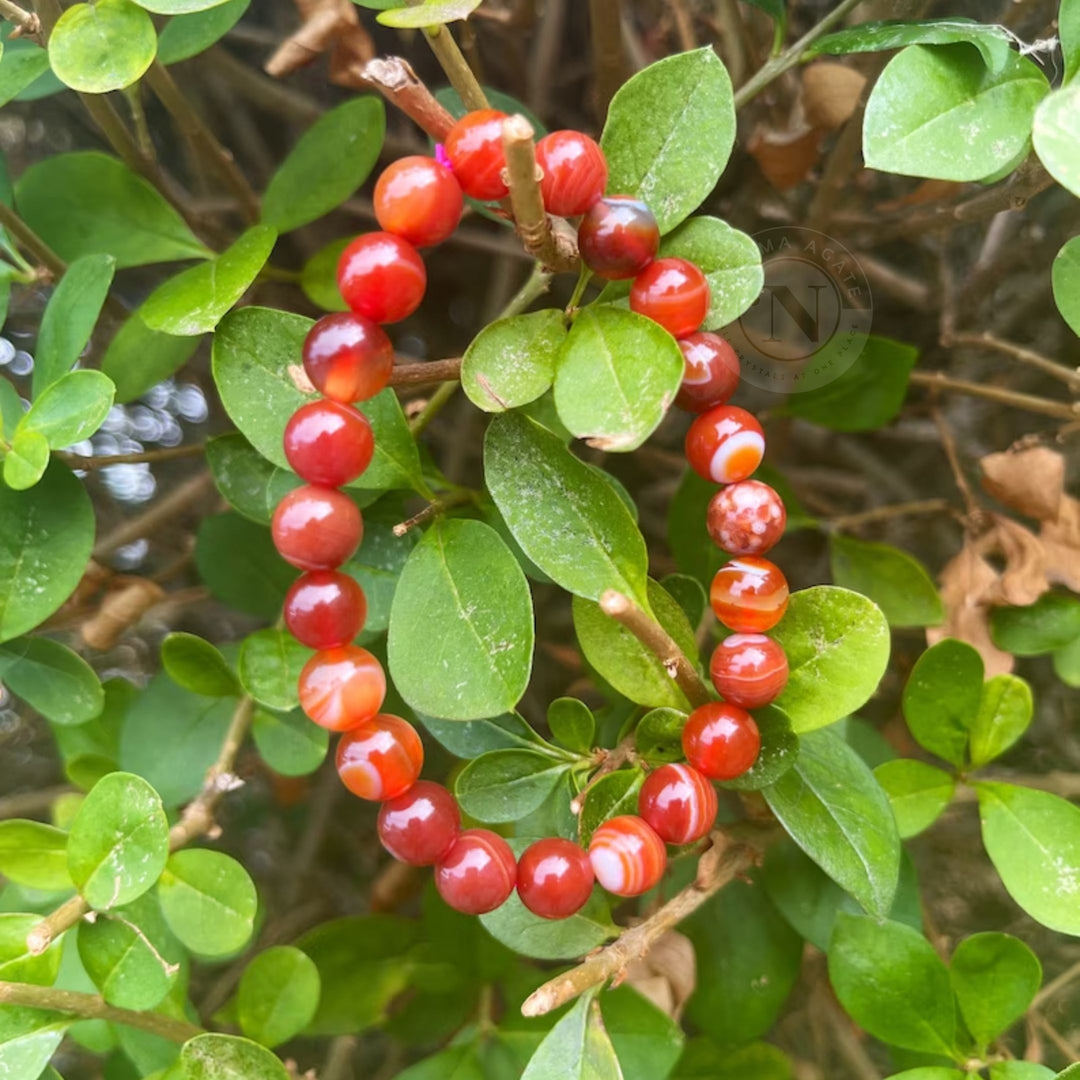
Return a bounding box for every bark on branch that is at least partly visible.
[359,56,456,141]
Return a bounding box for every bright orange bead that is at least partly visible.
[336,713,423,800]
[682,702,761,781]
[630,257,710,339]
[706,480,786,557]
[535,130,608,216]
[588,815,667,897]
[337,232,426,324]
[298,645,385,732]
[709,633,789,710]
[709,556,789,633]
[271,486,362,571]
[685,405,765,485]
[374,156,463,248]
[444,109,509,200]
[302,313,394,404]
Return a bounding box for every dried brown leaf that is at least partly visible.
[623,929,695,1020]
[801,62,866,130]
[1041,494,1080,592]
[980,515,1048,607]
[747,125,824,192]
[979,445,1065,521]
[266,0,374,86]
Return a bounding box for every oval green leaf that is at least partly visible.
[874,759,956,839]
[158,848,257,956]
[251,706,328,777]
[454,748,568,822]
[969,674,1033,767]
[830,533,943,628]
[19,370,115,450]
[377,0,481,27]
[1053,236,1080,338]
[990,591,1080,655]
[902,637,983,766]
[238,628,311,712]
[2,429,48,491]
[180,1033,289,1080]
[161,632,240,698]
[0,820,71,890]
[101,309,202,404]
[206,433,300,525]
[48,0,157,93]
[237,945,320,1048]
[0,635,104,725]
[1034,83,1080,198]
[157,0,250,65]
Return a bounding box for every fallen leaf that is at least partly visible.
[980,445,1065,521]
[1042,494,1080,591]
[747,125,824,192]
[801,62,866,130]
[265,0,375,88]
[984,515,1047,606]
[623,929,696,1020]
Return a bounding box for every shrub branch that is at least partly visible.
[360,56,457,141]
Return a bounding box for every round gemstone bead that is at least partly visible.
[588,815,667,897]
[377,780,460,865]
[337,232,426,324]
[535,130,608,216]
[675,332,741,413]
[577,196,660,280]
[709,555,789,633]
[374,155,464,248]
[271,486,362,571]
[709,634,789,710]
[630,257,710,339]
[682,701,761,781]
[284,570,367,650]
[435,828,517,915]
[444,109,510,200]
[685,405,765,485]
[283,400,374,488]
[707,481,787,557]
[336,713,423,800]
[637,763,718,845]
[302,312,394,404]
[299,645,386,732]
[517,837,595,920]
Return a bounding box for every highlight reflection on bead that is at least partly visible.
[435,828,517,914]
[298,645,386,732]
[638,763,718,844]
[335,713,423,800]
[681,702,761,781]
[588,815,667,897]
[377,780,460,866]
[685,405,765,485]
[707,481,787,556]
[709,555,789,633]
[709,633,789,710]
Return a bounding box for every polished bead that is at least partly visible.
[675,332,741,413]
[535,130,608,216]
[709,555,789,632]
[284,570,367,650]
[337,232,426,324]
[630,257,710,339]
[299,645,385,732]
[707,481,787,557]
[336,713,422,800]
[374,155,463,248]
[435,828,517,914]
[302,312,394,404]
[271,486,362,571]
[637,763,718,844]
[444,109,509,200]
[709,634,789,710]
[377,780,460,865]
[682,701,761,781]
[577,196,660,280]
[588,815,667,897]
[283,400,374,488]
[517,837,595,920]
[685,405,765,485]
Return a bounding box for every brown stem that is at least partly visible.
[0,200,65,279]
[588,0,626,118]
[569,734,639,816]
[828,498,955,531]
[57,444,206,470]
[389,357,463,387]
[910,371,1079,422]
[392,491,474,537]
[25,894,87,956]
[424,23,488,111]
[942,330,1080,392]
[93,472,215,560]
[359,56,457,141]
[932,408,981,521]
[0,0,40,40]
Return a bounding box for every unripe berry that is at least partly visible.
[283,400,374,488]
[685,405,765,485]
[637,763,718,844]
[707,480,786,557]
[336,713,423,800]
[517,838,595,920]
[709,633,789,710]
[284,570,367,650]
[435,828,517,914]
[444,109,510,200]
[377,781,460,865]
[374,155,463,248]
[271,486,362,571]
[675,332,740,413]
[337,232,426,324]
[588,815,667,897]
[709,555,789,633]
[630,257,710,339]
[302,313,394,404]
[299,645,386,732]
[682,701,761,781]
[577,196,659,280]
[535,130,608,216]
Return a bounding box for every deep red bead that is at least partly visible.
[302,312,394,404]
[337,232,426,324]
[638,763,718,845]
[535,130,608,216]
[283,400,374,488]
[271,485,362,571]
[709,634,789,710]
[374,155,463,248]
[299,645,385,732]
[707,480,786,557]
[588,815,667,897]
[284,570,367,650]
[630,257,710,339]
[682,702,761,781]
[377,781,460,866]
[336,713,423,800]
[709,555,789,633]
[685,405,765,485]
[517,838,595,920]
[444,109,509,200]
[435,828,517,915]
[577,196,660,280]
[675,332,741,413]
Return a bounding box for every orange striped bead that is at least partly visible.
[588,815,667,897]
[298,645,386,732]
[335,714,423,801]
[709,556,789,633]
[638,763,718,844]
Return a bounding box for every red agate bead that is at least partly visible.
[685,405,765,485]
[517,838,595,920]
[682,702,761,781]
[588,815,667,897]
[337,232,426,324]
[374,155,463,248]
[283,400,374,488]
[377,780,460,865]
[284,570,367,650]
[444,109,509,200]
[299,645,385,732]
[535,130,608,216]
[577,196,659,280]
[630,257,710,339]
[336,713,423,800]
[435,828,517,915]
[709,633,789,710]
[709,555,789,633]
[707,481,786,557]
[675,332,741,413]
[638,763,718,845]
[271,486,362,571]
[302,313,394,404]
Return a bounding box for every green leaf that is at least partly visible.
[771,586,891,733]
[67,772,170,910]
[991,1066,1057,1080]
[251,706,328,777]
[180,1033,289,1080]
[902,638,983,767]
[829,913,957,1055]
[829,534,943,628]
[674,1038,793,1080]
[0,635,104,725]
[480,885,613,961]
[602,987,684,1080]
[883,1072,964,1080]
[718,704,798,792]
[344,501,417,637]
[48,0,157,93]
[977,781,1080,935]
[136,0,237,11]
[949,932,1041,1047]
[1053,236,1080,337]
[18,370,115,450]
[0,39,50,107]
[157,0,250,65]
[521,992,622,1080]
[461,309,565,413]
[0,913,61,985]
[417,710,556,759]
[484,412,649,607]
[0,820,71,890]
[377,0,481,27]
[990,591,1080,655]
[580,768,644,845]
[601,48,735,234]
[0,1006,68,1079]
[635,706,687,764]
[0,378,23,442]
[238,629,310,711]
[547,698,594,755]
[101,310,202,404]
[874,759,955,839]
[662,573,706,628]
[554,306,683,452]
[33,254,116,395]
[1053,632,1080,687]
[969,674,1033,767]
[161,632,240,698]
[864,45,1049,181]
[142,225,276,336]
[667,469,726,587]
[237,946,320,1048]
[206,434,299,526]
[299,237,349,312]
[262,98,385,233]
[157,849,257,956]
[454,749,568,823]
[1034,82,1080,198]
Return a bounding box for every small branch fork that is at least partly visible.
[0,0,40,41]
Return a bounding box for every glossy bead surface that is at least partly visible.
[284,570,367,650]
[685,405,765,485]
[577,196,659,280]
[675,332,741,413]
[337,232,426,324]
[271,486,362,571]
[336,713,422,799]
[709,634,789,710]
[517,838,595,920]
[377,780,460,865]
[535,130,608,216]
[299,645,386,732]
[630,257,710,339]
[374,155,463,247]
[709,556,789,632]
[707,481,787,557]
[435,828,517,915]
[444,109,509,200]
[302,313,394,404]
[682,702,761,781]
[638,763,718,845]
[588,815,667,897]
[283,400,374,488]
